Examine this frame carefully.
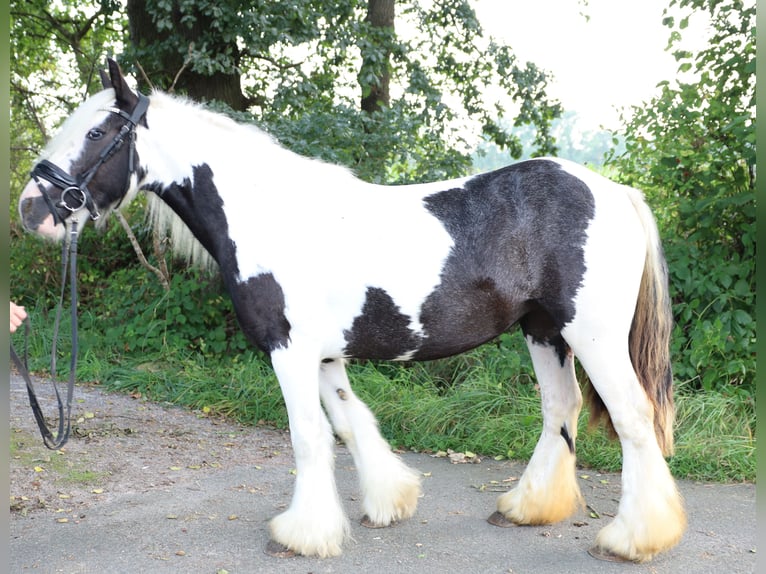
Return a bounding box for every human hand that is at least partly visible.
[10,301,27,333]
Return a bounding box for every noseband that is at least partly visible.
[30,92,150,225]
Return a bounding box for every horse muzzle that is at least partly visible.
[19,158,103,240]
[19,179,68,240]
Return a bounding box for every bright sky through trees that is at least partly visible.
[474,0,713,130]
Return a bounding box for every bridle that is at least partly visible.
[30,92,150,226]
[12,92,149,450]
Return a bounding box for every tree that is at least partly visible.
[125,0,250,110]
[608,0,755,393]
[360,0,395,113]
[116,0,562,183]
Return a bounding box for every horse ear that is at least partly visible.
[106,57,138,110]
[99,68,110,89]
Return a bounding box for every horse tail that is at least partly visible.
[585,186,676,456]
[626,187,676,456]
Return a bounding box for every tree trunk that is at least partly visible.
[360,0,395,113]
[126,0,249,111]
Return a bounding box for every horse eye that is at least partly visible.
[87,128,105,140]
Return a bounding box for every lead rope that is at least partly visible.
[10,219,80,450]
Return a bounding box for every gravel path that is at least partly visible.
[9,373,757,573]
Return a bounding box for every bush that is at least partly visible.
[607,0,755,395]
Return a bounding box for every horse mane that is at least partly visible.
[146,193,217,273]
[136,90,358,274]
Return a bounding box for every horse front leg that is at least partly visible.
[318,358,421,527]
[267,345,350,558]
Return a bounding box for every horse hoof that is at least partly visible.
[360,514,395,529]
[587,546,632,563]
[265,539,296,558]
[487,511,516,528]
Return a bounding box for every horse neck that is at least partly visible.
[138,95,363,197]
[135,95,365,273]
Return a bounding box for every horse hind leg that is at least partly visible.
[491,330,584,527]
[565,328,685,562]
[559,189,685,561]
[318,358,422,527]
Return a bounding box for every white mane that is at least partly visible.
[147,193,217,272]
[135,90,358,273]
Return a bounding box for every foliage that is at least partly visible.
[83,266,250,358]
[9,206,148,312]
[607,0,755,394]
[9,0,127,201]
[474,110,622,171]
[122,0,561,183]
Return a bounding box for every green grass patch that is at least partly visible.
[37,340,756,482]
[10,429,110,486]
[17,317,755,483]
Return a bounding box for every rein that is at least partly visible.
[10,220,81,450]
[13,92,150,450]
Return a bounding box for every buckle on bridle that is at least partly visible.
[58,185,101,221]
[32,162,102,222]
[58,186,88,212]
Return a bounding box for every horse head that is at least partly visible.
[18,58,148,240]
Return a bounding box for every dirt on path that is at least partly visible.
[9,372,757,574]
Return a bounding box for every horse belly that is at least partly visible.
[341,278,530,362]
[412,277,532,360]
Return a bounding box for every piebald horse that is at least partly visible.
[19,59,685,562]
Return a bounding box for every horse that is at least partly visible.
[19,58,685,562]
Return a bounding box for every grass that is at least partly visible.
[17,323,755,484]
[10,428,111,486]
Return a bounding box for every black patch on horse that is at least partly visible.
[417,160,595,360]
[343,287,422,359]
[560,423,576,454]
[143,163,239,275]
[145,163,291,353]
[230,273,292,353]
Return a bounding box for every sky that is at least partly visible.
[472,0,712,131]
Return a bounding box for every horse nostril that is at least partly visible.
[20,197,33,218]
[19,196,47,231]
